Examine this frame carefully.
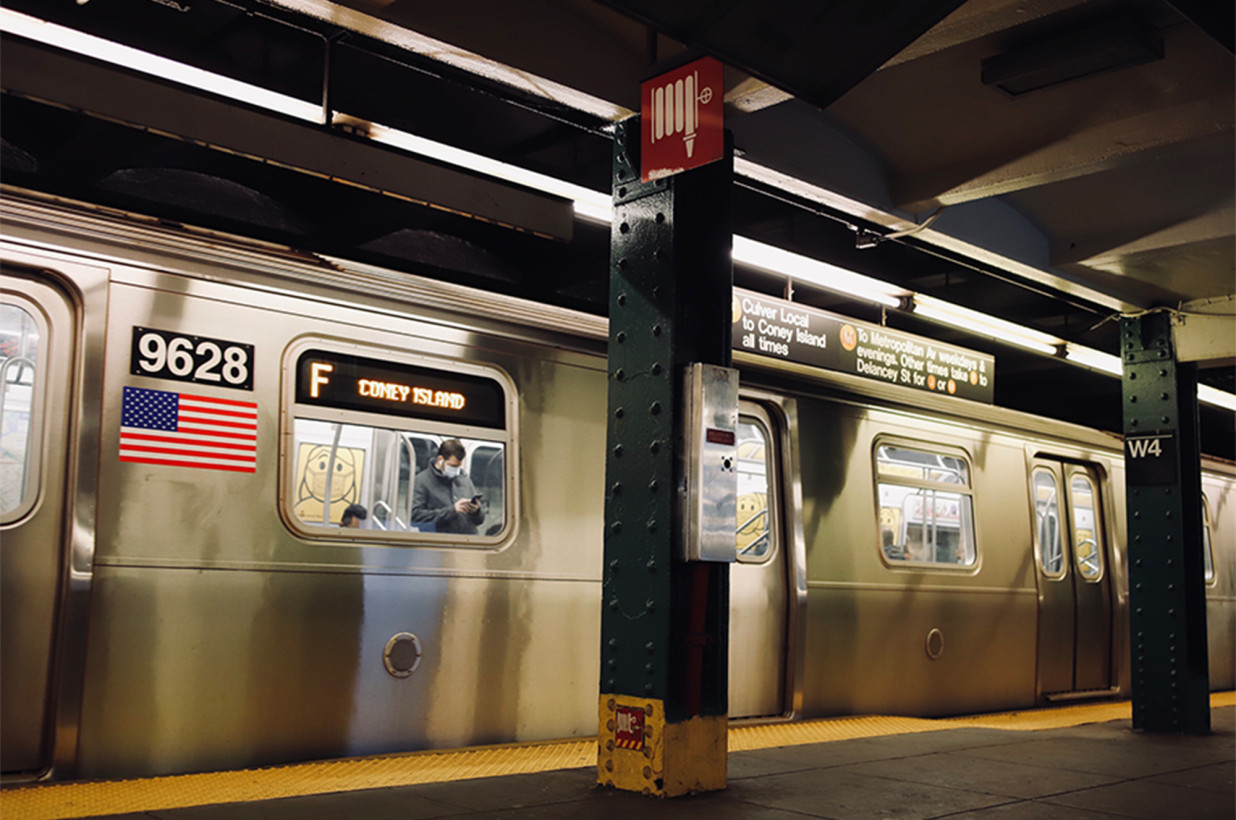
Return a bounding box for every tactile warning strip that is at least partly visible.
[5,691,1232,820]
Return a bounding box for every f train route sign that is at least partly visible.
[732,289,996,403]
[294,349,506,428]
[641,56,724,181]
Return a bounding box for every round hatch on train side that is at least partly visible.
[925,628,944,660]
[383,632,424,678]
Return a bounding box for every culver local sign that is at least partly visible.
[641,56,725,181]
[732,289,996,404]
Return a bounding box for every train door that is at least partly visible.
[1,275,77,775]
[728,402,789,718]
[1030,459,1114,697]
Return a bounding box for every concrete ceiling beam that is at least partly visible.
[893,94,1234,212]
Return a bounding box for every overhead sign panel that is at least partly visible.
[640,56,724,182]
[732,289,995,403]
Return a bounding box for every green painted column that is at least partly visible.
[597,117,733,796]
[1121,312,1209,733]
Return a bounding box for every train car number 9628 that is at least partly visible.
[130,327,254,391]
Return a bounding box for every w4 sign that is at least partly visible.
[1126,433,1177,485]
[1128,436,1165,458]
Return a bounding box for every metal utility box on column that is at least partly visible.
[1121,312,1210,734]
[597,105,734,796]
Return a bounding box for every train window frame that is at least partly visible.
[872,437,978,570]
[1068,472,1105,582]
[735,415,776,565]
[1031,468,1067,580]
[279,337,518,548]
[1202,494,1215,585]
[0,294,50,525]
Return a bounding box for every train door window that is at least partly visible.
[1069,474,1103,580]
[736,418,773,563]
[282,343,516,546]
[1032,469,1065,577]
[1202,495,1215,583]
[875,441,976,567]
[0,299,46,523]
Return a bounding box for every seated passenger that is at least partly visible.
[410,439,485,535]
[881,527,903,559]
[340,503,367,528]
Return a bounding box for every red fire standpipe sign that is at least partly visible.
[640,56,725,182]
[614,704,646,750]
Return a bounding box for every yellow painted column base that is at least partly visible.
[597,694,727,797]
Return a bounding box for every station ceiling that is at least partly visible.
[1,0,1232,455]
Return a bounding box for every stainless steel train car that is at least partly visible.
[2,193,1233,781]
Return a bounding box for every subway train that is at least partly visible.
[2,192,1233,782]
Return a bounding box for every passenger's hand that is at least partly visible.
[454,498,479,514]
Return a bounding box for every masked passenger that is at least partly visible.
[410,438,485,534]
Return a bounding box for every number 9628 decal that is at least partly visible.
[130,327,254,391]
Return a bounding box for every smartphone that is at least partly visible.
[471,494,484,503]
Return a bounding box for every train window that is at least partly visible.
[1202,495,1215,583]
[282,343,516,546]
[1069,475,1103,581]
[0,300,45,523]
[875,442,976,567]
[736,419,773,563]
[1032,469,1065,577]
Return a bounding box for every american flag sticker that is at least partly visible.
[120,386,258,473]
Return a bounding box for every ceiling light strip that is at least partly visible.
[0,9,612,223]
[1060,346,1233,412]
[730,237,907,308]
[1063,345,1124,377]
[0,9,324,124]
[912,294,1061,356]
[1199,385,1236,413]
[358,120,612,222]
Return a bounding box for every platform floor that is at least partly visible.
[6,697,1233,819]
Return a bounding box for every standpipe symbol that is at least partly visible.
[613,705,646,750]
[648,71,712,159]
[640,56,724,182]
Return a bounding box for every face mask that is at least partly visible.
[442,464,461,479]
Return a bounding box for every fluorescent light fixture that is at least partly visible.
[731,237,907,308]
[359,120,612,223]
[1065,345,1236,413]
[0,8,613,223]
[0,8,324,124]
[1064,345,1124,377]
[1199,385,1236,413]
[913,294,1060,356]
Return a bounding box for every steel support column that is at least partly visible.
[1121,312,1210,733]
[598,117,732,796]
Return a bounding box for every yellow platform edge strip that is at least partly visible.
[5,691,1232,820]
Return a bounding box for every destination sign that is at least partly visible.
[295,350,506,428]
[732,289,995,403]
